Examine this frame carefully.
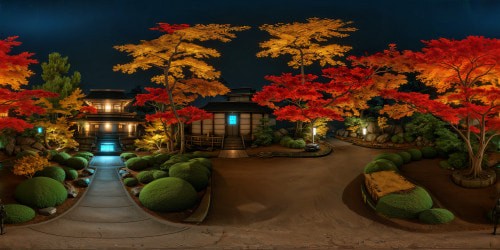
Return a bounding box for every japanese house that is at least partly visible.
[74,89,143,154]
[188,88,274,149]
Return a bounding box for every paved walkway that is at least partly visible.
[0,156,222,248]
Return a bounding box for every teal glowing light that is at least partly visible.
[100,143,115,152]
[37,127,43,134]
[228,115,237,125]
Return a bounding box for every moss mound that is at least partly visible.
[418,208,455,224]
[159,155,190,171]
[16,150,38,159]
[142,155,154,167]
[192,151,212,158]
[407,148,422,161]
[137,170,155,184]
[15,177,67,208]
[152,170,168,179]
[374,153,404,168]
[397,151,412,164]
[288,139,306,149]
[52,152,71,164]
[123,177,138,187]
[189,158,212,171]
[139,177,197,212]
[120,152,137,160]
[169,161,209,191]
[62,167,78,180]
[421,147,438,159]
[153,153,171,165]
[375,186,433,219]
[36,166,66,182]
[3,204,36,224]
[391,135,404,144]
[74,151,93,161]
[363,159,399,174]
[125,157,149,171]
[65,156,88,170]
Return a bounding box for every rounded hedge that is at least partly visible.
[152,170,168,179]
[123,177,138,187]
[125,157,149,171]
[375,186,433,219]
[137,170,155,184]
[391,135,404,144]
[65,156,88,170]
[404,134,415,143]
[363,159,399,174]
[139,177,197,212]
[280,136,293,146]
[288,139,306,149]
[189,158,212,171]
[63,167,79,180]
[16,150,38,159]
[374,153,404,168]
[120,152,137,160]
[418,208,454,224]
[169,161,209,191]
[160,155,190,171]
[407,148,423,161]
[52,152,71,164]
[421,147,438,159]
[15,177,67,208]
[447,152,468,169]
[74,151,93,161]
[153,153,171,165]
[192,151,212,158]
[37,166,66,182]
[397,151,412,164]
[3,204,36,224]
[141,155,154,167]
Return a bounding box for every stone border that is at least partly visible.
[251,142,333,158]
[451,169,496,188]
[183,177,212,224]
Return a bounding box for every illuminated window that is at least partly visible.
[105,123,111,131]
[114,104,121,112]
[105,103,112,112]
[94,125,99,128]
[128,124,133,132]
[100,143,115,152]
[228,115,237,125]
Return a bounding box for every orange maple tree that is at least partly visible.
[0,36,57,132]
[380,36,500,178]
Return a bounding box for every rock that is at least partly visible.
[64,183,78,198]
[31,142,45,151]
[118,169,128,175]
[82,168,95,176]
[75,178,90,187]
[394,125,404,135]
[365,133,378,142]
[376,134,390,143]
[16,136,35,145]
[336,129,346,136]
[349,132,358,138]
[121,172,132,178]
[39,207,57,216]
[366,121,379,134]
[342,131,349,137]
[278,128,288,136]
[131,187,142,197]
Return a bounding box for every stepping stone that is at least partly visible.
[39,207,56,216]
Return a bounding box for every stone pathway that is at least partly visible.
[218,150,248,158]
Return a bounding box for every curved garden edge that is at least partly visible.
[334,135,414,150]
[250,141,333,158]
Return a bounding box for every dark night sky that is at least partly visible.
[1,0,500,93]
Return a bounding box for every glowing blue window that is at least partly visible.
[100,143,115,152]
[228,115,237,125]
[37,127,43,134]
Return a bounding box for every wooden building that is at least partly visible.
[74,89,143,153]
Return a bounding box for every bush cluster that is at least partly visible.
[36,166,66,182]
[125,157,149,171]
[52,152,71,164]
[3,204,36,224]
[279,136,306,149]
[375,186,433,219]
[124,177,138,187]
[65,156,88,170]
[139,177,198,212]
[63,167,79,180]
[169,161,210,191]
[120,152,137,160]
[418,208,454,224]
[15,177,67,208]
[137,170,155,184]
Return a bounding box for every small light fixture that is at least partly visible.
[37,127,43,134]
[312,127,317,144]
[362,127,367,136]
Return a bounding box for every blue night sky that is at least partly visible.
[1,0,500,93]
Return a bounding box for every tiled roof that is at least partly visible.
[85,89,132,100]
[227,88,255,96]
[202,102,272,113]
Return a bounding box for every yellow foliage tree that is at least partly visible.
[13,154,49,178]
[134,120,168,152]
[114,23,249,153]
[36,117,78,150]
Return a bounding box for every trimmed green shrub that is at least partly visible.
[159,155,190,171]
[123,177,138,187]
[4,204,36,224]
[120,152,137,160]
[125,157,149,171]
[421,147,438,159]
[447,152,467,169]
[63,167,78,180]
[169,162,209,191]
[52,152,71,164]
[418,208,454,224]
[36,166,66,182]
[139,177,197,212]
[289,139,306,149]
[153,153,171,165]
[391,135,404,144]
[374,153,404,168]
[189,158,212,171]
[65,156,88,170]
[363,159,399,174]
[407,148,422,161]
[375,186,433,219]
[152,170,168,179]
[397,151,412,164]
[280,136,293,147]
[16,150,38,159]
[192,151,212,158]
[439,161,453,170]
[403,134,415,143]
[45,149,59,160]
[74,151,93,161]
[137,170,155,184]
[142,155,154,167]
[15,177,67,208]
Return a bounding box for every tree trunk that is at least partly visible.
[179,122,185,153]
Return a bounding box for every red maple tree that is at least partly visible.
[381,36,500,178]
[0,36,57,132]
